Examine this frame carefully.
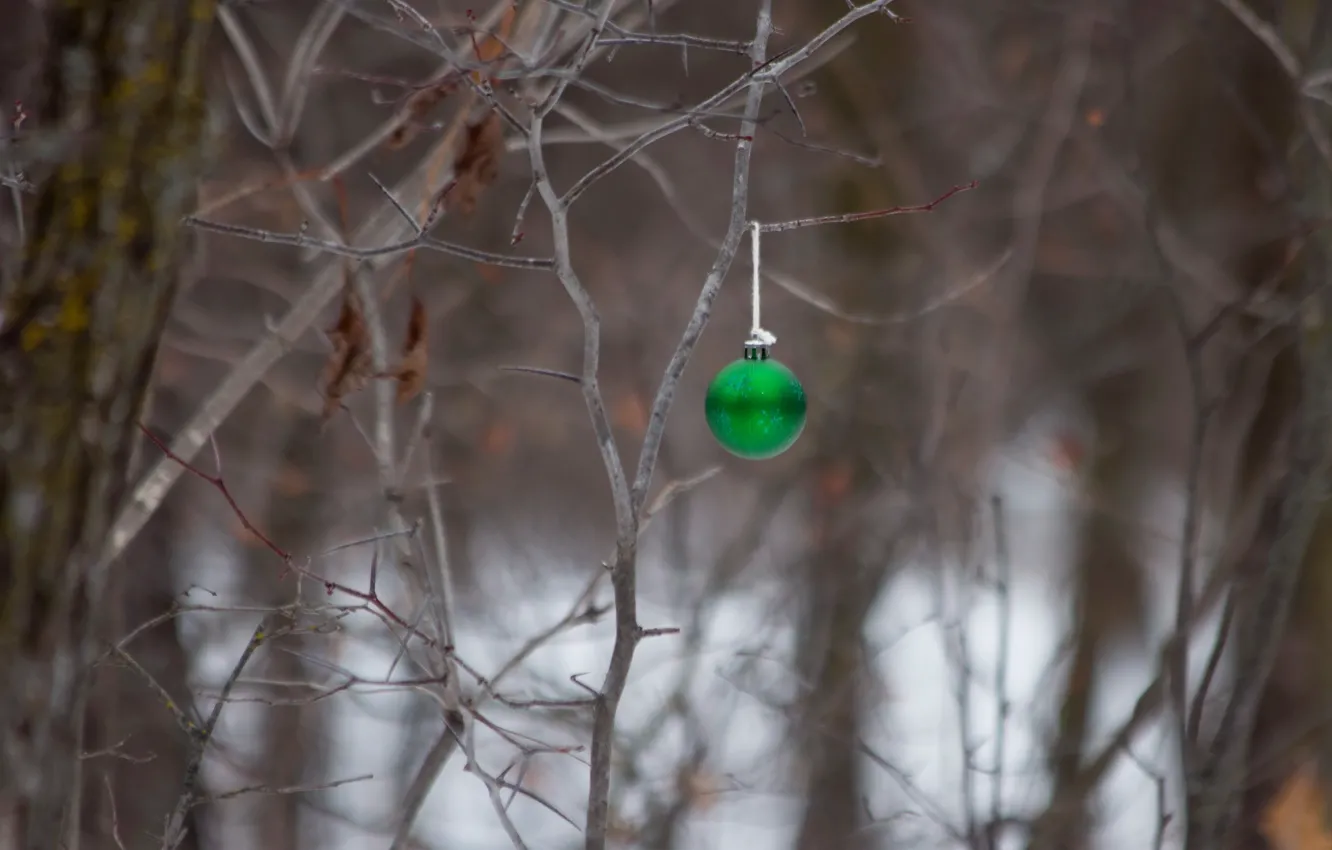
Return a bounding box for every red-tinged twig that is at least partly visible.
[137,422,292,564]
[757,180,978,233]
[287,561,439,649]
[139,425,432,647]
[509,176,538,245]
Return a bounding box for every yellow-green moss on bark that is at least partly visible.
[0,0,217,845]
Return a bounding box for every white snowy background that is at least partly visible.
[179,413,1230,850]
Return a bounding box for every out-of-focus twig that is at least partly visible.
[205,772,373,803]
[162,617,274,849]
[181,214,553,269]
[756,180,976,232]
[100,0,526,571]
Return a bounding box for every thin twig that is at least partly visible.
[162,617,275,849]
[205,773,374,803]
[112,647,200,738]
[102,776,127,850]
[137,423,291,564]
[276,0,349,146]
[988,496,1013,846]
[1161,285,1215,785]
[1187,587,1236,743]
[757,180,977,232]
[461,719,531,850]
[100,0,540,572]
[182,215,555,270]
[560,0,896,209]
[498,364,582,383]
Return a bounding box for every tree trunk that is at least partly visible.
[84,491,202,850]
[246,406,334,850]
[0,0,218,846]
[1204,4,1332,846]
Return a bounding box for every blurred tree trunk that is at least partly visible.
[1032,375,1150,850]
[786,201,905,850]
[786,25,931,837]
[83,485,202,850]
[786,205,921,850]
[1210,3,1332,848]
[0,0,218,846]
[76,369,202,850]
[792,439,897,850]
[244,405,333,850]
[784,5,964,848]
[788,335,931,850]
[1013,0,1300,844]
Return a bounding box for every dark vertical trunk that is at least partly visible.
[83,487,202,850]
[1032,375,1151,850]
[792,495,889,850]
[1202,4,1332,846]
[0,1,218,846]
[245,408,334,850]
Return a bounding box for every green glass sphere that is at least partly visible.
[705,348,807,459]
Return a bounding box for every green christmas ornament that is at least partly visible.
[704,222,807,459]
[706,343,807,459]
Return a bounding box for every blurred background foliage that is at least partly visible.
[6,0,1332,848]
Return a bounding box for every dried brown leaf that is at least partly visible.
[1050,431,1088,472]
[389,5,514,159]
[320,289,373,419]
[474,4,516,68]
[676,768,723,813]
[817,460,854,501]
[612,392,648,434]
[442,110,502,215]
[379,296,428,404]
[386,76,462,151]
[272,463,311,497]
[482,420,514,456]
[1263,761,1332,850]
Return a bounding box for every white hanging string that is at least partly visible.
[747,221,776,347]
